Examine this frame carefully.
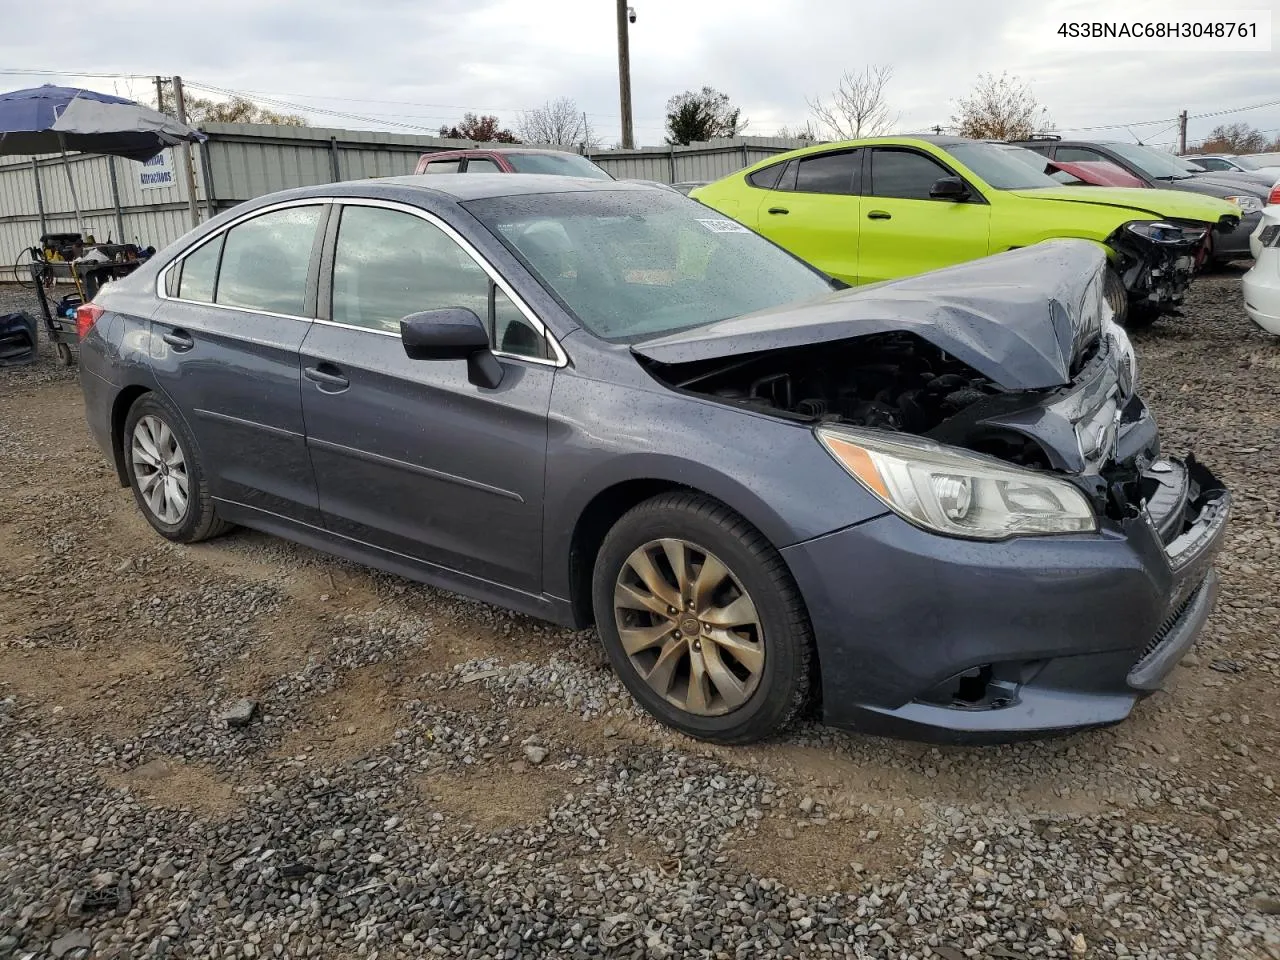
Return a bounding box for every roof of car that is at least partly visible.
[418,147,589,157]
[361,173,654,201]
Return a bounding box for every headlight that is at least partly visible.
[816,427,1098,540]
[1225,195,1263,214]
[1124,220,1205,243]
[1104,315,1137,395]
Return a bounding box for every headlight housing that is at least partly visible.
[1124,220,1207,243]
[1225,195,1263,214]
[816,428,1097,540]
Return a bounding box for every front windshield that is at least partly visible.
[504,152,614,180]
[1104,142,1193,180]
[464,190,833,341]
[1234,155,1264,171]
[944,142,1060,189]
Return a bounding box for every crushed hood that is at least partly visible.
[633,239,1105,391]
[1007,185,1239,223]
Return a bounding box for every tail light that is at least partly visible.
[1269,182,1280,205]
[76,303,104,340]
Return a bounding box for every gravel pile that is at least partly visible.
[2,272,1279,959]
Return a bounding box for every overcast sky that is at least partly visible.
[2,0,1277,149]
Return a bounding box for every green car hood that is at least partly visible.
[1007,186,1237,224]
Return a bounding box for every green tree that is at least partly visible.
[951,72,1051,140]
[664,87,746,145]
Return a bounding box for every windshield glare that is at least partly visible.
[944,143,1060,190]
[1233,155,1264,171]
[504,152,614,179]
[465,190,833,341]
[1104,142,1192,179]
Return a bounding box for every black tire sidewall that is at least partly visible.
[592,497,808,742]
[1104,265,1130,327]
[122,394,211,543]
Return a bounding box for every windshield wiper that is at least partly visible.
[1155,175,1192,182]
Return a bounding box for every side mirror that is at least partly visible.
[929,176,971,201]
[400,308,503,389]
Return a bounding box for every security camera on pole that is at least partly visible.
[616,1,636,149]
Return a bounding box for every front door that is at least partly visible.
[300,201,555,593]
[753,149,863,284]
[150,203,327,525]
[858,147,992,285]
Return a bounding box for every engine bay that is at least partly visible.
[645,332,1001,433]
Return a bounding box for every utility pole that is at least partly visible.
[154,76,166,114]
[1177,110,1188,154]
[615,0,635,149]
[171,76,201,229]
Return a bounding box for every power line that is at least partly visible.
[0,67,152,80]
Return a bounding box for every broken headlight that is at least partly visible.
[816,427,1097,540]
[1225,195,1263,214]
[1124,221,1205,244]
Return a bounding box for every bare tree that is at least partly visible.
[951,72,1051,140]
[774,122,820,142]
[516,97,599,148]
[438,113,520,143]
[807,65,897,140]
[1197,122,1269,154]
[153,92,305,126]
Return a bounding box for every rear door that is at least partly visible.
[858,147,991,284]
[753,149,863,284]
[299,200,556,593]
[151,202,327,525]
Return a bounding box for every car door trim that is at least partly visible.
[306,435,524,502]
[155,198,332,321]
[193,407,304,441]
[324,197,568,368]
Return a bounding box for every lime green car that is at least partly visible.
[692,136,1240,325]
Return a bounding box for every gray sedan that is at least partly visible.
[77,175,1229,744]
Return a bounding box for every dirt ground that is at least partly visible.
[1,270,1279,959]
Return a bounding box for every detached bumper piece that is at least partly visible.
[0,311,37,367]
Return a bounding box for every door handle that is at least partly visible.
[867,210,892,220]
[767,207,790,215]
[304,364,350,391]
[161,329,194,351]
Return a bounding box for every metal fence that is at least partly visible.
[1,125,805,277]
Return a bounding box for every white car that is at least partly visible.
[1186,153,1280,183]
[1242,205,1280,334]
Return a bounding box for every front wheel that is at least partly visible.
[123,393,231,543]
[591,492,813,744]
[1103,266,1129,327]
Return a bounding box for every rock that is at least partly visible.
[798,797,815,814]
[508,760,527,774]
[219,698,260,728]
[1071,932,1087,955]
[1251,895,1280,915]
[152,861,177,880]
[523,745,548,765]
[1181,654,1202,667]
[79,835,99,856]
[50,931,91,958]
[1210,658,1244,674]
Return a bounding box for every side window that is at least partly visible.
[795,151,861,195]
[424,159,461,174]
[466,158,501,173]
[215,206,322,315]
[176,234,223,302]
[746,162,785,190]
[868,149,954,200]
[1056,147,1107,163]
[1197,157,1230,171]
[331,206,493,340]
[492,286,546,359]
[774,159,799,192]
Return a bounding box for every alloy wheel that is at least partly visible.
[612,538,764,716]
[131,414,190,525]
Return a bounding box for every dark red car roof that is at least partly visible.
[1047,160,1145,188]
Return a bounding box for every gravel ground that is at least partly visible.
[1,272,1278,960]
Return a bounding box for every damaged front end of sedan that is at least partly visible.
[1106,214,1237,316]
[634,240,1230,739]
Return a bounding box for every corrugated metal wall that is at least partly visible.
[1,125,805,279]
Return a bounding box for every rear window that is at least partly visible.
[504,153,613,179]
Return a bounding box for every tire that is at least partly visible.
[13,253,35,290]
[122,392,231,543]
[1103,266,1129,327]
[591,492,813,744]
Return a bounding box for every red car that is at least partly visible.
[1045,159,1146,188]
[414,147,613,179]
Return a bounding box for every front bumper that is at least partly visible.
[783,458,1230,743]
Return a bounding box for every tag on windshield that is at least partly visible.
[695,218,750,234]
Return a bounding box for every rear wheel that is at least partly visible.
[591,492,813,744]
[123,393,230,543]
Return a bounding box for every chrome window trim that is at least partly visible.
[156,198,330,323]
[155,195,569,368]
[332,197,567,368]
